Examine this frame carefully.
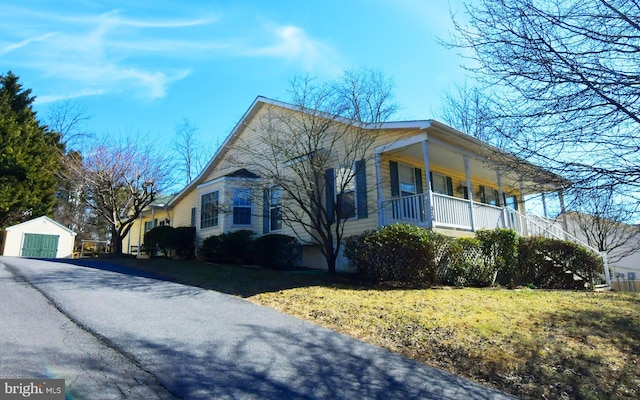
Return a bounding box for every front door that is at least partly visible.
[21,234,59,258]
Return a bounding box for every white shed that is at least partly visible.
[1,216,76,258]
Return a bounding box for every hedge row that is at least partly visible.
[344,224,603,289]
[199,230,302,270]
[144,226,196,259]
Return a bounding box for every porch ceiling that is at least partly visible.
[390,141,553,194]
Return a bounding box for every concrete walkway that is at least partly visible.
[0,257,517,399]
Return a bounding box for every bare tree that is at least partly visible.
[173,118,213,185]
[231,69,397,273]
[565,187,640,264]
[448,0,640,196]
[62,138,173,254]
[44,99,91,149]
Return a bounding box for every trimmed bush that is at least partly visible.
[168,226,196,259]
[250,234,302,269]
[200,230,255,264]
[143,225,174,257]
[344,224,443,284]
[516,236,603,289]
[476,228,519,285]
[199,234,223,263]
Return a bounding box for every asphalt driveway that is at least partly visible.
[0,257,516,399]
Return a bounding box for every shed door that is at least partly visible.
[22,234,59,258]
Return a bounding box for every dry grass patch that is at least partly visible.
[111,258,639,399]
[250,287,640,400]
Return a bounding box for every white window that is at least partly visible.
[144,219,157,233]
[432,173,449,195]
[232,188,252,225]
[336,166,356,219]
[269,187,283,231]
[399,164,417,196]
[201,191,219,228]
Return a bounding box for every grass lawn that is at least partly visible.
[113,257,640,400]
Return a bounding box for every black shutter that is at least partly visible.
[355,160,368,219]
[390,161,399,197]
[446,176,454,196]
[263,189,270,234]
[479,185,486,203]
[325,168,335,223]
[415,168,423,194]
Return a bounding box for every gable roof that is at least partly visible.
[5,215,77,235]
[224,168,261,179]
[167,96,569,207]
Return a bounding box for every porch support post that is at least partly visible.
[497,169,507,228]
[558,189,569,238]
[375,152,384,227]
[519,178,528,236]
[602,252,611,286]
[541,192,549,218]
[422,139,433,229]
[137,213,142,258]
[464,156,475,231]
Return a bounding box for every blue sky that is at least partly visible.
[1,0,469,151]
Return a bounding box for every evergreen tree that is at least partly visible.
[0,71,63,228]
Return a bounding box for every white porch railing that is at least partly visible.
[381,193,588,247]
[380,192,610,286]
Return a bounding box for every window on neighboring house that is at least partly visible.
[335,166,356,219]
[268,187,283,231]
[201,191,219,229]
[232,188,252,225]
[159,218,170,226]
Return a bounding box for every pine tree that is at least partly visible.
[0,71,63,228]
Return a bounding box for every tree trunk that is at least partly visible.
[111,226,123,255]
[325,241,337,274]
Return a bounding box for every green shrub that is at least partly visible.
[439,236,501,287]
[168,226,196,259]
[516,236,602,289]
[344,224,442,284]
[250,234,302,269]
[200,230,255,264]
[143,225,174,257]
[476,228,519,285]
[199,234,223,263]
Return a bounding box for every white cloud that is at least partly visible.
[238,24,341,73]
[0,5,341,101]
[0,33,56,56]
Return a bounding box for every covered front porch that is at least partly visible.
[373,123,571,240]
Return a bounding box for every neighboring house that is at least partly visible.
[562,211,640,290]
[126,195,175,256]
[1,216,76,258]
[123,96,583,270]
